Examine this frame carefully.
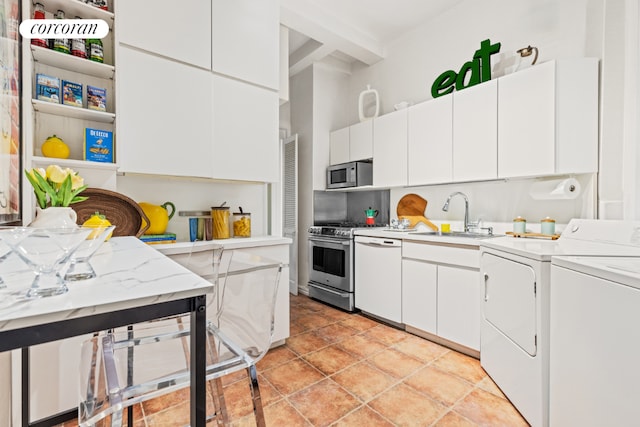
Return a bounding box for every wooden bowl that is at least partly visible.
[71,188,150,237]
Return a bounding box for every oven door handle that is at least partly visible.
[308,237,351,246]
[308,282,350,297]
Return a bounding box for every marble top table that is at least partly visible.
[0,236,213,427]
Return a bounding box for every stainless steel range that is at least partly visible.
[308,223,385,311]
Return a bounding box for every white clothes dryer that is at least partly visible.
[479,219,640,427]
[550,256,640,427]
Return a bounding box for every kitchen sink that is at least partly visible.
[409,231,502,239]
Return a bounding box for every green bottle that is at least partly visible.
[86,38,104,63]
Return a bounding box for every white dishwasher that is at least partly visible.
[354,236,402,324]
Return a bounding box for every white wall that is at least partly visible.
[290,67,314,292]
[390,174,596,231]
[346,0,600,120]
[331,0,637,221]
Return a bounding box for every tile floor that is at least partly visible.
[60,294,529,426]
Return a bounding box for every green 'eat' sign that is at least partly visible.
[431,39,501,98]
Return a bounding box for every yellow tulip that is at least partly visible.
[46,165,67,184]
[28,168,46,181]
[70,173,84,190]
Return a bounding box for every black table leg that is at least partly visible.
[191,295,207,426]
[22,348,29,427]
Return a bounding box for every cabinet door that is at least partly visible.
[498,61,555,178]
[402,259,437,334]
[212,0,279,89]
[117,46,213,177]
[349,120,373,161]
[373,109,407,187]
[437,265,481,351]
[407,96,452,185]
[117,0,212,69]
[329,127,349,165]
[482,252,537,355]
[453,80,497,182]
[211,75,279,182]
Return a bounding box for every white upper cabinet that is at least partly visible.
[498,59,599,178]
[453,80,498,182]
[116,0,212,70]
[329,121,373,165]
[211,75,279,182]
[373,109,408,187]
[407,96,453,185]
[117,46,213,178]
[349,120,374,161]
[329,127,349,165]
[212,0,279,89]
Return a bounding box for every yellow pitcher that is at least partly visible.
[139,201,175,235]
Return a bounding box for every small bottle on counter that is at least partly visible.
[513,216,526,234]
[211,206,230,239]
[540,217,556,235]
[232,209,251,238]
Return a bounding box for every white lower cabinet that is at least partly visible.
[437,265,481,350]
[166,244,290,344]
[402,259,437,334]
[402,241,481,351]
[354,236,402,323]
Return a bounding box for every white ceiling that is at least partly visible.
[281,0,464,75]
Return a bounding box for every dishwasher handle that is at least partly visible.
[355,236,401,247]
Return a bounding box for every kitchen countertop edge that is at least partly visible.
[152,236,292,255]
[354,228,489,247]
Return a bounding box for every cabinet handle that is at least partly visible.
[483,273,489,302]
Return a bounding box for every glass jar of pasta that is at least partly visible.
[232,209,251,238]
[211,206,230,239]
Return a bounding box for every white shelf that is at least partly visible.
[31,45,115,79]
[40,0,114,25]
[32,99,115,123]
[32,156,118,171]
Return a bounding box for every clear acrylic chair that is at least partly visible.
[78,246,282,426]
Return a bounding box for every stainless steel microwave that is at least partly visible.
[326,161,373,189]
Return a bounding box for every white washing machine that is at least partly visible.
[479,219,640,427]
[550,256,640,427]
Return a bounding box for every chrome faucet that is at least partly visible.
[442,191,471,232]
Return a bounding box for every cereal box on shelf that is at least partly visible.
[86,85,106,112]
[62,80,83,108]
[84,128,113,163]
[35,73,60,104]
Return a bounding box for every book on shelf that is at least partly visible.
[62,80,83,108]
[143,240,177,245]
[84,128,113,163]
[87,85,107,112]
[139,233,177,243]
[35,73,60,104]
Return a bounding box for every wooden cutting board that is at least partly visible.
[397,193,428,217]
[397,194,439,231]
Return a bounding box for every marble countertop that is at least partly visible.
[353,228,495,247]
[0,236,213,332]
[152,235,292,255]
